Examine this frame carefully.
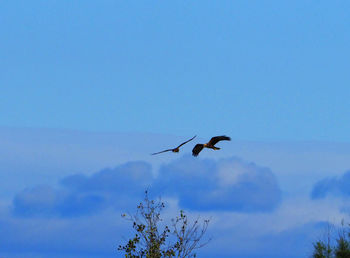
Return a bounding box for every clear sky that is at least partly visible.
[1,1,350,258]
[1,0,350,141]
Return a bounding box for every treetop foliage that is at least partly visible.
[118,191,210,258]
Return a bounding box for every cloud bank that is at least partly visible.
[311,170,350,199]
[13,157,281,218]
[5,156,284,257]
[154,156,282,212]
[13,161,153,218]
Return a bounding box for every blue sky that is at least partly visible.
[1,1,350,257]
[1,0,350,141]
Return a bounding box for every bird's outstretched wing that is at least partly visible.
[208,135,231,146]
[176,135,196,148]
[192,144,204,157]
[151,149,173,155]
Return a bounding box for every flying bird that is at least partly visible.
[192,135,231,157]
[151,135,196,155]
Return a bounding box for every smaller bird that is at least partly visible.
[151,135,196,155]
[192,135,231,156]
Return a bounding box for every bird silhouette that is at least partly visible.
[151,135,196,155]
[192,135,230,156]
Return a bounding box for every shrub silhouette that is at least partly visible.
[118,191,210,257]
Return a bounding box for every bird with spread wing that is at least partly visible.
[192,135,231,156]
[151,135,196,155]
